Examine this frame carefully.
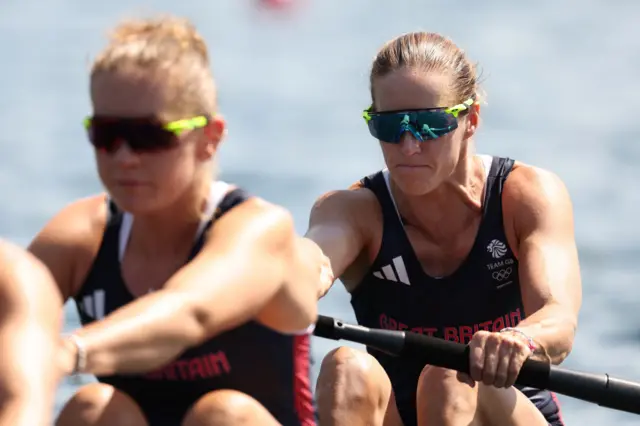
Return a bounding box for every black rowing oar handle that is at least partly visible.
[314,315,640,415]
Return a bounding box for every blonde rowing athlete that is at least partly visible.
[306,32,582,426]
[0,240,63,426]
[28,16,325,426]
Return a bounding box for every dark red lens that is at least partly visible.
[86,117,179,153]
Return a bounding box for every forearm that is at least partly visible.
[0,399,40,426]
[299,236,334,299]
[301,233,352,299]
[71,290,203,376]
[0,328,59,426]
[514,303,577,364]
[0,395,52,426]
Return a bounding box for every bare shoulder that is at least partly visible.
[306,180,383,290]
[504,162,573,211]
[29,193,109,254]
[0,239,62,309]
[28,193,110,299]
[0,239,48,281]
[212,196,295,244]
[503,162,575,246]
[309,181,381,227]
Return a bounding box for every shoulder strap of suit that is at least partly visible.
[360,170,414,263]
[482,156,515,220]
[360,170,405,230]
[214,187,251,221]
[189,186,251,258]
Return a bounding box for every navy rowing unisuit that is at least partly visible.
[350,156,564,426]
[74,182,316,426]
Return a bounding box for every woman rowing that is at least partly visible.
[29,16,325,426]
[306,32,581,426]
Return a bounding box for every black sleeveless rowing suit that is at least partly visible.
[350,156,564,426]
[73,182,316,426]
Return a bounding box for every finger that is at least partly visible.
[456,371,476,388]
[505,342,529,388]
[493,341,514,388]
[468,333,487,382]
[481,334,501,386]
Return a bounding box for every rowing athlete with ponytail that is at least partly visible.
[0,240,63,426]
[306,32,582,426]
[28,16,326,426]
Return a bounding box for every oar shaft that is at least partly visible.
[314,315,640,415]
[547,370,640,414]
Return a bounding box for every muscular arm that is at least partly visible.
[0,241,63,426]
[65,199,316,376]
[304,189,371,297]
[28,195,108,300]
[505,167,582,365]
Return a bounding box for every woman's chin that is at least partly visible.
[390,166,439,195]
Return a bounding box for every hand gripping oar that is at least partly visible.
[313,315,640,415]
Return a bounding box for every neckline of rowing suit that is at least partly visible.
[116,180,231,263]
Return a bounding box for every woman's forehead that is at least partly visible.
[90,68,186,118]
[373,68,453,112]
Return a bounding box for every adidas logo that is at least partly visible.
[372,256,411,285]
[486,239,507,259]
[80,289,106,320]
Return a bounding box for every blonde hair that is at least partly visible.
[91,16,217,118]
[370,32,485,107]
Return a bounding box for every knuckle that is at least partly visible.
[513,344,529,358]
[472,331,489,342]
[470,359,484,373]
[504,338,524,353]
[507,335,530,350]
[483,337,496,348]
[494,373,507,387]
[477,330,491,339]
[499,343,512,357]
[508,363,521,377]
[470,345,484,359]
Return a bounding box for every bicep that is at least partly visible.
[305,224,361,279]
[27,196,106,300]
[0,246,63,398]
[518,233,581,317]
[28,228,74,300]
[166,200,295,336]
[513,171,582,318]
[305,191,367,278]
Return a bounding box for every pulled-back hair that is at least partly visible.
[370,32,482,107]
[91,16,216,117]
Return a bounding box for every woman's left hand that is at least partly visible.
[459,330,534,388]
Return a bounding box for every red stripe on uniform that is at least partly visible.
[293,333,316,426]
[551,392,564,425]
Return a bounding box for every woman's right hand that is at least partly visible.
[57,336,79,377]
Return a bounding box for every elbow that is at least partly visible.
[167,291,212,348]
[179,289,250,345]
[188,308,219,347]
[551,343,573,365]
[272,308,317,335]
[551,347,572,366]
[563,321,578,358]
[550,317,578,365]
[298,297,318,332]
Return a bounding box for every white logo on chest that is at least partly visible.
[79,289,106,320]
[372,256,411,285]
[486,239,507,259]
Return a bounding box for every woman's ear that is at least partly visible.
[200,115,226,159]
